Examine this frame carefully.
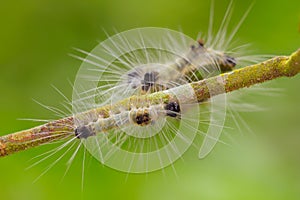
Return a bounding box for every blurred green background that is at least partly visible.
[0,0,300,199]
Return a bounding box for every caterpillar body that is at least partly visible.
[69,26,234,173]
[1,1,287,176]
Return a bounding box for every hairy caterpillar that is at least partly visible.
[68,1,257,172]
[1,1,299,178]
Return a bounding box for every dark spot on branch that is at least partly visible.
[75,125,95,139]
[220,55,237,72]
[135,112,151,126]
[141,71,159,92]
[225,55,236,67]
[165,101,180,117]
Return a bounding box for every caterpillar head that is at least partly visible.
[189,39,236,73]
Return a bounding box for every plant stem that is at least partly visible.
[0,49,299,157]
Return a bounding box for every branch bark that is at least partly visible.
[0,49,299,157]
